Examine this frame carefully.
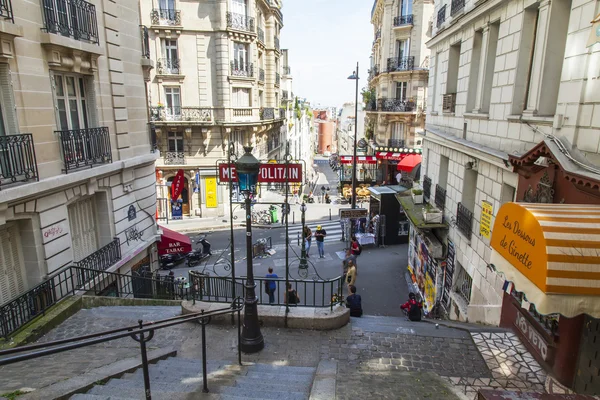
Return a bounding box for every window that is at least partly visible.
[52,73,91,131]
[164,87,181,118]
[0,64,18,136]
[231,129,244,155]
[259,90,264,107]
[396,39,410,59]
[468,23,499,113]
[462,168,478,213]
[501,183,516,204]
[438,155,449,189]
[162,39,179,74]
[0,224,25,304]
[159,0,174,11]
[399,0,412,16]
[168,131,184,153]
[431,52,440,112]
[446,43,460,95]
[453,262,473,304]
[467,30,483,112]
[391,122,404,140]
[395,82,408,101]
[232,87,251,107]
[233,42,248,67]
[232,0,247,16]
[68,196,99,262]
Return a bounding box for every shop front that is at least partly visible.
[367,186,411,245]
[375,148,423,185]
[338,156,378,200]
[490,202,600,394]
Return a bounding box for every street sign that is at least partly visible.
[339,208,368,219]
[218,163,303,183]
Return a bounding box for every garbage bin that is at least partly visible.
[270,207,279,223]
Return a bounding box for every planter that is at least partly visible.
[423,208,443,223]
[412,193,423,204]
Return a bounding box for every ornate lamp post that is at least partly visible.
[299,202,308,270]
[236,146,264,353]
[348,63,360,209]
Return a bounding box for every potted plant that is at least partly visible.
[412,188,423,204]
[422,203,443,223]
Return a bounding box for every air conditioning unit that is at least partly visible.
[442,93,456,113]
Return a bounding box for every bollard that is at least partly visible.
[297,232,300,246]
[329,208,332,220]
[293,212,295,224]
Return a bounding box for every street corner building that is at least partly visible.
[0,0,160,337]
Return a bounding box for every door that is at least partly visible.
[396,40,410,60]
[400,0,412,16]
[68,196,99,262]
[232,0,247,16]
[233,42,248,72]
[164,87,181,119]
[53,73,90,131]
[163,40,179,74]
[159,0,174,11]
[0,224,25,304]
[395,82,408,101]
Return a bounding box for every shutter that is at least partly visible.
[84,76,98,127]
[0,64,19,135]
[69,197,98,262]
[0,224,25,304]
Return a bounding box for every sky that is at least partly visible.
[281,0,374,109]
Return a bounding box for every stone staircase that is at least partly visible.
[69,357,316,400]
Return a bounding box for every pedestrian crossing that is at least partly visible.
[281,220,347,243]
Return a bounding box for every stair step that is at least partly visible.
[244,364,315,375]
[70,394,137,400]
[232,378,312,393]
[212,386,308,400]
[87,386,194,399]
[244,371,315,383]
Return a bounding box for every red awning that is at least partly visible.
[397,154,422,171]
[339,156,377,164]
[376,152,409,161]
[158,227,192,255]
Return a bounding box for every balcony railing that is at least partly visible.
[226,12,255,32]
[387,56,416,72]
[42,0,99,44]
[258,27,265,43]
[259,68,265,82]
[387,139,405,148]
[151,8,181,26]
[374,29,381,42]
[279,108,286,119]
[394,14,413,26]
[231,60,253,77]
[283,66,291,75]
[451,0,465,16]
[377,98,416,112]
[457,202,473,239]
[164,152,185,165]
[368,65,380,81]
[150,106,212,122]
[437,5,446,27]
[274,36,280,51]
[140,25,150,59]
[58,127,112,173]
[275,72,280,86]
[423,176,432,202]
[435,184,446,210]
[156,58,180,75]
[0,0,14,23]
[261,107,275,120]
[365,100,377,112]
[283,90,289,100]
[0,134,39,189]
[76,238,121,272]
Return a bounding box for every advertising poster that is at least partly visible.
[205,177,217,208]
[425,274,436,310]
[171,200,183,220]
[442,241,456,310]
[480,200,493,239]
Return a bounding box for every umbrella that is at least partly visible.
[397,154,422,172]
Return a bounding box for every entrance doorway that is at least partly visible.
[167,176,190,216]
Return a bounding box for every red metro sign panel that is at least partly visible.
[218,163,303,183]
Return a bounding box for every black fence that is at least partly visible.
[386,56,416,72]
[261,107,275,120]
[457,202,473,240]
[258,27,265,43]
[231,60,253,77]
[75,238,121,272]
[140,25,150,59]
[42,0,99,44]
[157,58,180,74]
[259,67,265,82]
[451,0,465,16]
[58,127,112,172]
[150,8,181,26]
[435,184,446,210]
[377,98,416,112]
[0,133,39,189]
[423,176,432,202]
[0,0,13,23]
[437,5,447,27]
[393,14,413,26]
[226,12,255,32]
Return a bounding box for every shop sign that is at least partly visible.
[127,205,137,221]
[480,201,493,239]
[339,156,377,164]
[205,177,217,208]
[339,208,368,219]
[218,163,303,183]
[164,241,186,254]
[514,309,550,361]
[171,169,185,200]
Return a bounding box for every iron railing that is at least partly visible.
[140,25,150,59]
[374,29,381,42]
[150,8,181,26]
[231,60,253,77]
[0,134,39,189]
[261,107,275,120]
[190,272,345,311]
[150,106,212,122]
[275,72,280,86]
[423,176,432,202]
[457,202,473,240]
[279,108,286,119]
[435,184,446,210]
[394,14,413,26]
[164,152,185,165]
[283,66,291,75]
[156,58,180,75]
[42,0,99,44]
[387,56,416,72]
[226,12,255,32]
[0,0,13,23]
[365,100,377,112]
[387,139,405,148]
[368,65,380,81]
[75,238,121,272]
[58,127,112,172]
[0,294,243,400]
[259,68,265,82]
[257,27,265,43]
[451,0,465,15]
[437,5,447,27]
[274,36,280,51]
[377,98,416,112]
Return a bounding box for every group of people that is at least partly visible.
[264,267,301,305]
[302,224,328,258]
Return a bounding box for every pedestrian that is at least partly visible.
[303,225,312,257]
[293,189,299,204]
[265,267,278,304]
[396,171,402,184]
[350,235,362,256]
[342,248,358,272]
[345,285,363,317]
[346,260,357,287]
[315,224,327,258]
[285,282,300,305]
[400,292,423,321]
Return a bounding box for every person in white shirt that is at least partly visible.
[396,171,402,184]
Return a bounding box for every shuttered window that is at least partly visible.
[68,197,98,262]
[0,63,19,136]
[0,224,25,304]
[232,88,250,107]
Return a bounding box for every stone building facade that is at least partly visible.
[0,0,158,305]
[423,0,600,324]
[141,0,285,219]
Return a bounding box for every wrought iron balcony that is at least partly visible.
[0,0,14,23]
[387,139,405,148]
[377,98,416,112]
[374,29,381,42]
[258,27,265,43]
[76,238,121,272]
[274,36,280,51]
[261,107,275,120]
[435,184,446,210]
[42,0,99,44]
[423,176,432,202]
[368,65,380,81]
[457,202,473,240]
[0,134,39,189]
[140,26,150,59]
[226,12,255,33]
[259,68,265,82]
[151,8,181,26]
[156,58,180,75]
[279,108,286,119]
[150,106,212,122]
[387,56,416,72]
[394,14,413,26]
[451,0,465,16]
[437,5,447,27]
[231,60,253,77]
[164,152,185,165]
[283,66,291,75]
[275,72,280,86]
[365,100,377,112]
[58,127,112,173]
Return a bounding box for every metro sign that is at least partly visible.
[218,163,303,183]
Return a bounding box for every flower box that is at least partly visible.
[412,189,423,204]
[423,207,443,223]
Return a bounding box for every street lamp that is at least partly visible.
[348,63,359,209]
[299,202,308,270]
[236,146,264,353]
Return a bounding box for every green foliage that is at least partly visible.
[365,120,375,140]
[412,189,423,195]
[361,87,376,106]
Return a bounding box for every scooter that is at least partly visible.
[187,235,212,267]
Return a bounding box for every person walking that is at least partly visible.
[284,282,300,306]
[303,225,312,258]
[315,225,327,258]
[401,292,423,321]
[345,285,363,317]
[350,235,362,256]
[346,260,357,287]
[265,267,278,304]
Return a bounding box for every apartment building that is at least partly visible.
[0,0,158,307]
[141,0,286,218]
[367,0,433,183]
[419,0,600,332]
